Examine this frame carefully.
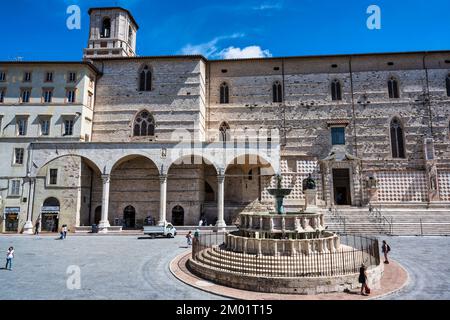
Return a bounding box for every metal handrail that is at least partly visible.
[328,207,346,234]
[368,203,392,235]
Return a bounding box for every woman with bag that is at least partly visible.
[382,240,390,264]
[359,264,370,296]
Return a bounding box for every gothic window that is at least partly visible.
[273,81,282,103]
[390,118,405,158]
[446,74,450,97]
[388,77,400,99]
[139,66,152,91]
[331,79,342,101]
[133,110,155,136]
[219,122,230,142]
[101,18,111,38]
[128,26,133,45]
[220,82,229,104]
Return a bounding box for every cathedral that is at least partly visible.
[1,7,450,233]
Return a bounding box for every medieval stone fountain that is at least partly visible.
[188,174,383,295]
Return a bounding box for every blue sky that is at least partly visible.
[2,0,450,61]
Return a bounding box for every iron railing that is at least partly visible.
[368,203,393,235]
[192,233,380,278]
[327,207,346,234]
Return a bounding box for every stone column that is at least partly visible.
[216,174,226,228]
[98,174,111,232]
[158,175,168,226]
[23,177,36,235]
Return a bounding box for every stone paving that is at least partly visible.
[0,234,449,300]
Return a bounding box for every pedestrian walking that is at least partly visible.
[34,221,40,235]
[63,225,68,239]
[381,240,391,264]
[59,226,64,240]
[186,231,193,246]
[5,247,14,271]
[359,264,370,296]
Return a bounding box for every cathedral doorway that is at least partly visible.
[94,206,102,225]
[172,205,184,226]
[123,205,136,229]
[333,169,351,205]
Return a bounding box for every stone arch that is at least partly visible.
[108,153,161,175]
[35,154,103,177]
[109,154,161,228]
[225,153,277,176]
[166,154,219,174]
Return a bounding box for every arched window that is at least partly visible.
[128,26,133,46]
[139,65,152,91]
[133,110,155,136]
[273,81,282,103]
[220,83,229,104]
[390,118,405,158]
[219,122,230,142]
[446,74,450,97]
[101,18,111,38]
[331,79,342,101]
[248,169,253,180]
[388,77,399,99]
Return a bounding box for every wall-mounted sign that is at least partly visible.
[41,206,60,213]
[4,207,20,214]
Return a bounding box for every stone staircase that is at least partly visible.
[325,205,450,236]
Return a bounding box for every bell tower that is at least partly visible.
[83,7,139,59]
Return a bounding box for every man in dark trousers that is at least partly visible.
[34,221,40,235]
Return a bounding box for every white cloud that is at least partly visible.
[180,33,244,57]
[217,46,272,59]
[252,2,283,10]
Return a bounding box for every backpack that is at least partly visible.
[387,244,391,252]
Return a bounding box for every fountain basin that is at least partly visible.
[239,212,325,234]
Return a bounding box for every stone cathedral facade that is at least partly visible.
[1,7,450,233]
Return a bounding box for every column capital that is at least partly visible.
[159,174,168,184]
[217,174,225,183]
[101,174,110,184]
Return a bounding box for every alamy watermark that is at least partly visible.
[66,265,81,290]
[66,5,81,30]
[367,5,381,30]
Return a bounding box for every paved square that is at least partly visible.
[0,235,449,300]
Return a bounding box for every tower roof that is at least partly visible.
[88,7,139,30]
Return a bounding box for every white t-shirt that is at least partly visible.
[7,250,14,259]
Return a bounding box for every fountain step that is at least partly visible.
[192,247,369,277]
